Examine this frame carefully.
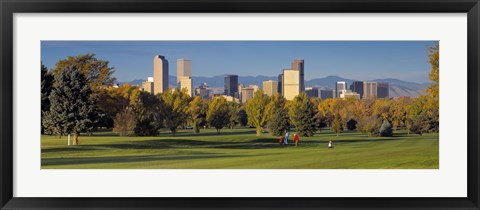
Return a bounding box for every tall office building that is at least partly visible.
[291,59,305,92]
[176,59,193,97]
[224,75,239,97]
[377,82,389,98]
[178,76,193,97]
[350,81,364,99]
[176,59,192,82]
[263,80,278,96]
[141,77,154,94]
[241,87,254,103]
[363,82,378,99]
[277,74,283,95]
[320,89,335,100]
[283,69,301,100]
[153,55,169,95]
[195,83,209,99]
[305,87,319,98]
[335,81,347,98]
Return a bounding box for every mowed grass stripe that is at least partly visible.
[41,128,439,169]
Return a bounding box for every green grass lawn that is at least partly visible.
[41,128,439,169]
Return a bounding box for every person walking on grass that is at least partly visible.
[294,133,299,147]
[279,136,284,145]
[284,130,290,145]
[328,140,334,149]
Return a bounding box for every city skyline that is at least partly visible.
[41,41,438,83]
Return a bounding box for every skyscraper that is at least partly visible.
[320,89,334,100]
[153,55,169,95]
[377,82,389,98]
[178,76,193,97]
[224,75,239,97]
[241,87,254,103]
[363,82,378,99]
[141,77,154,94]
[176,59,193,97]
[350,81,364,99]
[177,59,192,83]
[283,69,300,100]
[263,80,278,96]
[305,87,319,98]
[291,59,305,92]
[335,81,347,98]
[277,74,283,95]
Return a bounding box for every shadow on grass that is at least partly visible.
[42,146,100,153]
[42,154,249,167]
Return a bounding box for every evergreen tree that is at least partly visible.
[133,92,164,136]
[346,119,357,131]
[42,64,95,145]
[206,97,230,134]
[289,93,318,137]
[267,94,290,136]
[238,108,248,127]
[41,63,54,134]
[379,120,393,137]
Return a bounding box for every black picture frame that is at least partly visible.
[1,0,479,209]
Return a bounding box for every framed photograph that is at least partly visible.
[1,0,479,209]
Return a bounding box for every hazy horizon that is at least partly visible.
[41,41,438,83]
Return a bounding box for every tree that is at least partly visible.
[238,107,248,127]
[425,43,440,133]
[41,63,54,134]
[245,90,271,136]
[407,96,432,135]
[379,120,393,137]
[357,115,381,137]
[267,94,290,136]
[207,97,230,134]
[330,112,344,136]
[188,96,209,133]
[52,54,115,92]
[161,89,190,136]
[227,102,240,129]
[133,92,164,136]
[42,64,95,145]
[113,108,136,136]
[346,119,357,131]
[289,93,318,137]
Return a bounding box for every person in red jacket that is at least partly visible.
[279,136,284,145]
[294,134,299,147]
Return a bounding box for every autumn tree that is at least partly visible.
[267,94,290,136]
[188,96,209,133]
[245,90,271,136]
[289,93,318,137]
[52,54,115,92]
[42,64,95,145]
[425,44,440,132]
[227,102,240,129]
[113,108,136,136]
[330,112,344,136]
[161,88,191,136]
[207,97,230,134]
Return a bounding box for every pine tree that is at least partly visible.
[267,94,290,136]
[41,63,54,134]
[42,64,95,145]
[379,120,393,137]
[289,93,318,137]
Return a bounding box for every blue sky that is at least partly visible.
[41,41,437,83]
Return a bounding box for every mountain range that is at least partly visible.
[121,75,431,98]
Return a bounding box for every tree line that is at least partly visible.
[41,44,439,144]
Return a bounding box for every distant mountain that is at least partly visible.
[122,75,429,98]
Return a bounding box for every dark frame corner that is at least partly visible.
[1,0,479,209]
